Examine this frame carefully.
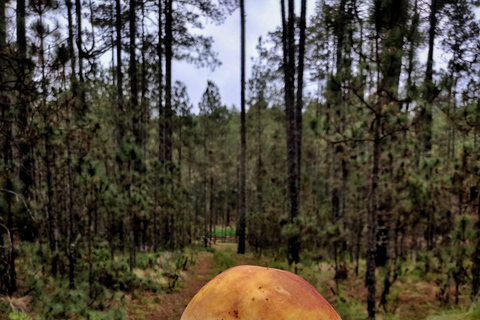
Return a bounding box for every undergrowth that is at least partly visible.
[1,242,195,320]
[213,246,235,271]
[426,301,480,320]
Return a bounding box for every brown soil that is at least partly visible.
[127,250,215,320]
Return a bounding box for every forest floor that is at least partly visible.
[126,242,479,320]
[126,249,216,320]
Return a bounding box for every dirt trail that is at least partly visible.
[127,250,216,320]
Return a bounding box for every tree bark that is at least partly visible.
[424,0,437,153]
[66,0,77,289]
[296,0,306,204]
[17,0,32,201]
[256,98,264,250]
[141,1,147,155]
[157,0,164,164]
[116,0,124,144]
[237,0,246,255]
[75,0,86,114]
[39,22,59,276]
[281,0,300,264]
[165,0,173,163]
[154,0,164,251]
[472,189,480,301]
[130,0,140,145]
[336,0,347,73]
[367,112,381,320]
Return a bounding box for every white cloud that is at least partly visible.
[173,0,317,111]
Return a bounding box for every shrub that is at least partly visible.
[213,250,235,271]
[334,296,365,320]
[8,311,34,320]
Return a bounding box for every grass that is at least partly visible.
[424,301,480,320]
[213,246,236,272]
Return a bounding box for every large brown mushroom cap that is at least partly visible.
[181,265,342,320]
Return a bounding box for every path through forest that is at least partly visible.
[127,249,217,320]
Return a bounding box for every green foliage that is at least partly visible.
[267,260,289,271]
[198,246,216,253]
[426,301,480,320]
[334,296,365,320]
[8,311,33,320]
[213,247,235,271]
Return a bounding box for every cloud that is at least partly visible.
[173,0,316,112]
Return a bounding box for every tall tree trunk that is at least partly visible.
[471,191,480,302]
[5,174,16,295]
[0,0,15,296]
[155,0,164,251]
[256,98,264,250]
[165,0,173,163]
[281,0,300,265]
[116,0,124,144]
[130,0,140,145]
[17,0,31,201]
[128,163,136,271]
[336,0,347,73]
[141,0,147,155]
[75,0,86,114]
[66,0,77,289]
[203,136,208,247]
[40,24,59,276]
[237,0,246,255]
[296,0,306,201]
[424,0,437,153]
[367,112,381,320]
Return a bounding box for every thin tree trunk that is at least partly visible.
[87,192,93,298]
[155,0,164,251]
[141,1,147,155]
[281,0,300,265]
[165,0,173,163]
[75,0,86,114]
[237,0,246,255]
[116,0,124,144]
[66,0,77,290]
[204,131,208,247]
[296,0,306,208]
[256,98,264,250]
[40,24,59,276]
[367,112,381,320]
[17,0,32,201]
[471,192,480,301]
[424,0,437,153]
[128,162,136,271]
[130,0,140,145]
[1,0,15,295]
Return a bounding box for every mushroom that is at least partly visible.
[181,265,342,320]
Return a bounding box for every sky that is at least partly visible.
[173,0,317,110]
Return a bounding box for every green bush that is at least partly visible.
[213,250,235,271]
[268,260,289,271]
[8,311,34,320]
[198,245,216,253]
[334,296,365,320]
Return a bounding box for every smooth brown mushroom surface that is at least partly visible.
[180,265,342,320]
